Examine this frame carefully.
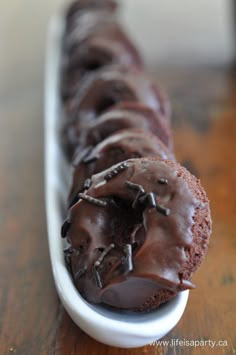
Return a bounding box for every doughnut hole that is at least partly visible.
[95,96,118,116]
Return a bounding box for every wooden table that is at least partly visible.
[1,3,236,355]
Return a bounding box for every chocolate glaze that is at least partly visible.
[68,130,174,205]
[65,67,171,125]
[63,158,210,310]
[61,23,143,101]
[63,102,173,158]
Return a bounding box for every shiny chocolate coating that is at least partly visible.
[82,103,172,149]
[63,158,211,311]
[68,129,174,206]
[65,67,171,125]
[63,102,173,158]
[61,23,143,101]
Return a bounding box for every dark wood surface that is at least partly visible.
[1,3,236,355]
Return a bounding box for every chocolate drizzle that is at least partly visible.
[78,192,107,207]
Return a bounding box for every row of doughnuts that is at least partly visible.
[60,0,212,312]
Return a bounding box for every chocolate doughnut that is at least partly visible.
[68,130,174,206]
[65,67,171,125]
[62,158,211,311]
[61,23,143,101]
[63,102,173,159]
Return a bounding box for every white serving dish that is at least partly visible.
[44,15,189,348]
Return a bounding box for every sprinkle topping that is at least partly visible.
[83,178,92,190]
[93,265,103,288]
[125,181,145,193]
[94,243,115,267]
[122,244,133,274]
[78,193,107,207]
[156,204,171,216]
[158,178,168,185]
[104,162,128,181]
[75,267,87,281]
[125,181,171,216]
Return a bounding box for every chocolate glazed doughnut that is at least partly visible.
[82,102,173,150]
[61,23,143,101]
[65,67,171,125]
[68,129,174,206]
[63,102,173,158]
[62,158,212,311]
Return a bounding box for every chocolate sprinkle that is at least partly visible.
[156,204,171,216]
[132,190,144,208]
[139,192,157,208]
[93,266,103,288]
[126,182,171,216]
[69,178,93,208]
[61,219,71,238]
[123,244,133,273]
[158,178,168,185]
[147,192,157,208]
[94,243,115,267]
[78,192,107,207]
[83,178,92,190]
[75,267,86,281]
[104,162,128,181]
[125,181,145,193]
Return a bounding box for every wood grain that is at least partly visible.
[0,2,236,354]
